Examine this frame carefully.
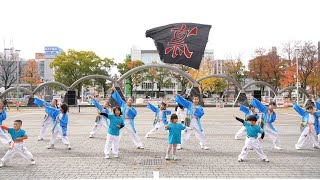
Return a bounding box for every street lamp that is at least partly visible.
[295,49,299,104]
[15,49,21,110]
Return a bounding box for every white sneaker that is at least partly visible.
[138,146,144,149]
[165,155,170,160]
[31,160,36,165]
[201,146,209,150]
[262,158,270,162]
[0,162,4,168]
[114,154,119,158]
[38,137,44,141]
[67,145,71,150]
[234,135,239,140]
[177,145,182,150]
[238,158,243,162]
[313,145,320,149]
[274,146,282,150]
[89,134,94,138]
[105,155,110,159]
[172,155,178,161]
[145,134,149,138]
[295,144,301,150]
[47,144,54,149]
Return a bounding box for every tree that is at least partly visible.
[307,62,320,97]
[155,68,173,98]
[117,56,145,97]
[0,52,22,89]
[128,60,145,97]
[169,64,192,93]
[281,41,301,61]
[279,65,296,87]
[296,41,319,89]
[21,59,41,91]
[189,58,226,97]
[248,47,286,90]
[50,49,115,98]
[224,57,246,94]
[145,61,173,98]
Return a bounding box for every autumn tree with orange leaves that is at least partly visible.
[248,47,286,90]
[21,59,41,91]
[189,58,225,96]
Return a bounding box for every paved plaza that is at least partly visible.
[0,106,319,179]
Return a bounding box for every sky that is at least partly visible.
[1,0,320,73]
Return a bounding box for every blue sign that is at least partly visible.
[44,46,62,55]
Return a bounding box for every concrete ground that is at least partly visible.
[0,107,319,179]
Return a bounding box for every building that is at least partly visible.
[128,47,215,98]
[43,46,63,81]
[35,53,45,80]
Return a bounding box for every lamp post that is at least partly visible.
[15,49,21,110]
[295,49,299,104]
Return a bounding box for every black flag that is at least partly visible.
[146,23,211,69]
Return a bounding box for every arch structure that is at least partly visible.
[33,81,69,94]
[242,81,278,95]
[117,64,199,87]
[0,87,32,98]
[69,74,117,90]
[196,74,242,90]
[278,86,310,99]
[0,67,311,102]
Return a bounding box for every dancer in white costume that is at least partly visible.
[145,102,171,137]
[235,115,269,162]
[89,99,110,138]
[293,104,320,150]
[0,100,11,146]
[250,98,282,150]
[111,86,144,149]
[0,120,36,168]
[34,98,59,141]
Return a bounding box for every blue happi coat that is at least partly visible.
[45,106,69,136]
[175,95,204,131]
[0,108,7,126]
[34,97,57,119]
[147,103,171,125]
[240,105,260,120]
[112,90,137,132]
[250,98,277,132]
[293,103,320,135]
[92,99,110,126]
[316,101,320,110]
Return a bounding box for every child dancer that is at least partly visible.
[89,99,110,138]
[100,106,125,159]
[0,100,12,145]
[175,95,209,150]
[176,104,187,125]
[145,102,171,138]
[250,98,282,150]
[111,87,144,149]
[34,98,59,141]
[46,103,71,150]
[235,105,260,140]
[293,104,320,149]
[0,120,36,167]
[165,114,191,160]
[235,115,269,162]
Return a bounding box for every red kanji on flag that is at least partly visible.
[165,24,198,59]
